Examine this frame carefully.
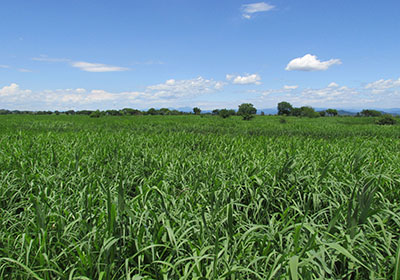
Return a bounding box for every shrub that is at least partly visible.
[376,114,396,125]
[90,110,102,118]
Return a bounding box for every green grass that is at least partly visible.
[0,115,399,279]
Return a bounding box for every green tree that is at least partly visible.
[147,108,157,115]
[326,109,338,116]
[360,109,382,117]
[193,107,201,115]
[90,110,102,118]
[277,101,293,115]
[300,106,319,118]
[238,103,256,120]
[218,109,235,118]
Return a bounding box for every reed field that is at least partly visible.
[0,114,400,279]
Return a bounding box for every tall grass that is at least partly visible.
[0,115,399,279]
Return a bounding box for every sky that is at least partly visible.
[1,0,400,111]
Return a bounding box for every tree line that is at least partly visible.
[0,101,396,124]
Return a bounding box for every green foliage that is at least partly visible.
[238,103,256,120]
[376,114,396,125]
[90,110,102,118]
[193,107,201,115]
[360,109,382,117]
[326,108,338,116]
[0,115,399,279]
[277,101,293,115]
[218,108,235,118]
[299,106,319,118]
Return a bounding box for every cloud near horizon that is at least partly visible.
[285,54,342,71]
[241,2,274,19]
[0,77,225,110]
[1,77,400,110]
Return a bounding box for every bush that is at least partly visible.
[90,110,102,118]
[376,114,396,125]
[279,118,287,124]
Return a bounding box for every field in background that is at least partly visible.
[1,115,399,279]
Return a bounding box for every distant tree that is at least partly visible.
[218,109,235,118]
[106,110,122,116]
[360,109,382,117]
[260,111,265,116]
[76,110,93,115]
[319,110,326,117]
[238,103,257,120]
[300,106,319,118]
[212,109,220,115]
[0,109,11,115]
[291,107,302,117]
[170,110,182,115]
[193,107,201,115]
[277,101,293,116]
[147,108,157,115]
[376,114,396,125]
[121,108,142,115]
[326,109,338,116]
[65,110,75,115]
[159,108,171,115]
[90,110,102,118]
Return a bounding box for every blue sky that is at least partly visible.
[1,0,400,110]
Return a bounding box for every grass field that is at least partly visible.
[1,115,400,279]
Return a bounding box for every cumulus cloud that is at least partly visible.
[242,2,274,19]
[226,73,261,85]
[0,77,224,110]
[283,85,298,90]
[328,82,339,88]
[147,76,224,98]
[285,54,342,71]
[71,61,129,72]
[365,77,400,94]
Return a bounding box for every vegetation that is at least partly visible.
[0,115,399,279]
[376,114,397,125]
[193,107,201,115]
[360,109,382,117]
[237,103,257,120]
[216,109,234,119]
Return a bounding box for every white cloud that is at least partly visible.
[71,61,129,72]
[285,54,342,71]
[365,77,400,94]
[328,82,339,87]
[0,65,10,69]
[0,76,224,110]
[283,85,298,90]
[0,83,32,104]
[147,76,224,98]
[242,2,274,19]
[226,73,261,85]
